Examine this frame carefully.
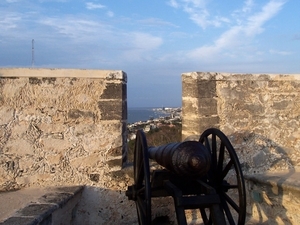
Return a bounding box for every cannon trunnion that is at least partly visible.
[126,128,246,225]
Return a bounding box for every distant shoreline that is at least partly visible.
[127,107,181,124]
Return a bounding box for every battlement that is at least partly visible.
[1,69,300,224]
[182,72,300,224]
[0,68,135,224]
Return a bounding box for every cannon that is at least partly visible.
[126,128,246,225]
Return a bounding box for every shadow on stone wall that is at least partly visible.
[230,131,295,225]
[246,169,295,225]
[183,131,296,224]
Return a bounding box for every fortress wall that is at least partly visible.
[0,68,136,224]
[182,72,300,173]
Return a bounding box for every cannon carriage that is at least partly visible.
[126,128,246,225]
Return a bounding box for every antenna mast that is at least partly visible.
[31,39,34,67]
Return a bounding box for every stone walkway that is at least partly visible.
[0,186,83,224]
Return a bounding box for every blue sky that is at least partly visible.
[1,0,299,107]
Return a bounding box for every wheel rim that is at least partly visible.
[134,130,152,225]
[199,128,246,225]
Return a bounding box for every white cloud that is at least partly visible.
[121,32,163,61]
[0,15,21,30]
[138,18,178,28]
[5,0,20,3]
[168,0,230,29]
[269,49,292,55]
[106,11,114,17]
[188,25,243,61]
[232,0,255,21]
[38,0,70,2]
[182,0,213,29]
[39,16,111,41]
[242,0,254,13]
[86,2,105,10]
[187,0,286,61]
[245,0,286,37]
[183,0,206,8]
[132,32,163,50]
[0,11,27,40]
[37,15,163,63]
[168,0,179,8]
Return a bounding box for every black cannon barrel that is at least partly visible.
[148,141,211,177]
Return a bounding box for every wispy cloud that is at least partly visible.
[36,14,163,64]
[242,0,254,13]
[86,2,105,10]
[5,0,20,3]
[245,0,286,37]
[38,0,70,2]
[269,49,292,55]
[106,11,114,17]
[167,0,179,8]
[183,0,227,29]
[168,0,230,29]
[186,0,286,61]
[39,16,111,41]
[138,18,178,28]
[121,32,163,62]
[0,14,21,30]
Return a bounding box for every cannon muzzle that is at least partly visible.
[148,141,211,177]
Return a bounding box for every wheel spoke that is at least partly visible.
[220,196,235,225]
[137,160,144,184]
[217,142,225,175]
[211,134,217,174]
[199,208,209,224]
[133,130,152,225]
[137,197,146,217]
[199,128,246,225]
[212,134,217,158]
[221,159,233,180]
[137,186,145,195]
[223,184,238,189]
[204,136,211,151]
[222,192,239,213]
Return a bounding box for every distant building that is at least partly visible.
[144,125,151,133]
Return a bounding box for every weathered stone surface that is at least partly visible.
[245,171,300,225]
[0,217,38,225]
[182,78,216,98]
[182,72,300,223]
[0,186,84,225]
[182,72,300,173]
[98,100,123,120]
[0,69,130,224]
[101,83,126,99]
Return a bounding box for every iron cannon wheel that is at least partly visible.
[199,128,246,225]
[134,130,152,225]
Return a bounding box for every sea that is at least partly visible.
[128,107,170,124]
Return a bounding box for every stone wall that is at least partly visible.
[182,72,300,173]
[0,68,135,224]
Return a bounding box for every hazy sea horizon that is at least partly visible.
[128,107,170,124]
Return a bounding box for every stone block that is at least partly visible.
[182,98,217,116]
[182,79,216,98]
[98,100,124,120]
[100,82,126,100]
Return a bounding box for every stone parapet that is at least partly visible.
[0,186,84,225]
[182,72,300,173]
[0,68,135,224]
[245,170,300,224]
[182,71,300,223]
